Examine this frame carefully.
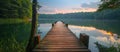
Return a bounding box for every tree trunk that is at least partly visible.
[26,0,37,52]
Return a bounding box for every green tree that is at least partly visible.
[0,0,32,19]
[98,0,120,11]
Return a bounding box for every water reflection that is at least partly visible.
[37,23,120,52]
[68,25,120,52]
[37,23,52,39]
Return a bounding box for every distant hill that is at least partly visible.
[39,8,120,20]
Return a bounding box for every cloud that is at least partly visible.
[81,2,100,8]
[38,5,56,14]
[38,9,55,14]
[39,7,97,14]
[38,1,100,14]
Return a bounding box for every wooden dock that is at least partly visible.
[33,21,90,52]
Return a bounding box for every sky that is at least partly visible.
[38,0,101,14]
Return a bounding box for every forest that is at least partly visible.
[0,0,32,19]
[0,0,32,52]
[39,8,120,20]
[0,0,120,20]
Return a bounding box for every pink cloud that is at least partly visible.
[39,8,97,14]
[38,5,98,14]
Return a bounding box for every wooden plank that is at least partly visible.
[33,21,90,52]
[33,49,90,52]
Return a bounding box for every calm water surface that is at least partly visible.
[37,23,120,52]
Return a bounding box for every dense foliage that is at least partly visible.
[95,42,120,52]
[0,0,32,52]
[98,0,120,11]
[39,8,120,20]
[0,0,32,18]
[0,23,31,52]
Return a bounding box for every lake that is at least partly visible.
[38,19,120,52]
[0,19,119,52]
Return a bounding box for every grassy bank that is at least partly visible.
[0,22,31,52]
[0,18,31,24]
[0,37,26,52]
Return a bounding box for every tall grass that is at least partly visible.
[0,22,31,52]
[0,18,31,24]
[0,37,27,52]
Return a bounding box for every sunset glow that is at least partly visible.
[54,8,97,14]
[69,25,116,37]
[38,0,100,14]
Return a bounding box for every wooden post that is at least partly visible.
[52,23,54,27]
[66,24,68,27]
[33,35,40,47]
[80,33,89,48]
